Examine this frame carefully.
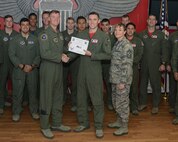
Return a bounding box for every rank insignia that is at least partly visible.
[41,34,47,40]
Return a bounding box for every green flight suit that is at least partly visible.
[9,33,40,115]
[77,29,111,129]
[139,30,168,107]
[39,26,65,129]
[0,30,3,64]
[168,31,178,109]
[0,30,18,109]
[101,34,116,107]
[62,30,78,107]
[128,36,143,112]
[171,32,178,117]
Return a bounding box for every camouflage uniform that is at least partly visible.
[110,37,133,123]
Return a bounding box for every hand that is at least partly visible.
[159,64,165,72]
[68,41,72,49]
[166,65,171,72]
[174,72,178,81]
[84,50,92,57]
[23,65,33,73]
[117,83,125,90]
[62,53,70,63]
[18,64,24,69]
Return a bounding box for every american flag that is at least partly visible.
[159,0,169,32]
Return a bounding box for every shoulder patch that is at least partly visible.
[41,34,48,40]
[127,49,132,59]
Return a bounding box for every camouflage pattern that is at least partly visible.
[110,37,133,123]
[168,31,178,109]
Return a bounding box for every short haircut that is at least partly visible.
[101,18,110,24]
[122,14,129,19]
[77,16,86,23]
[148,14,157,20]
[126,22,136,29]
[42,11,50,16]
[4,15,13,20]
[49,10,60,15]
[66,17,75,23]
[20,18,29,25]
[88,11,100,19]
[28,13,37,19]
[116,23,126,31]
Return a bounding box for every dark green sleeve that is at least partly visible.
[8,38,21,68]
[91,34,111,60]
[133,39,143,64]
[0,34,3,63]
[171,41,178,72]
[39,34,61,63]
[32,39,40,66]
[161,34,169,64]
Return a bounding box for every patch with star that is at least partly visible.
[41,34,48,40]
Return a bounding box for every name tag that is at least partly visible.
[91,39,98,43]
[28,41,34,44]
[152,35,157,38]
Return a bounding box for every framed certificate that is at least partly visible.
[68,36,89,55]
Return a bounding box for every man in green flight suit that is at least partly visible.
[0,15,18,114]
[126,22,143,115]
[170,23,178,124]
[138,15,168,114]
[167,22,178,113]
[62,17,78,112]
[73,12,111,138]
[100,18,116,111]
[9,18,40,122]
[39,10,71,139]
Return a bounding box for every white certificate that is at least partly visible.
[68,36,89,55]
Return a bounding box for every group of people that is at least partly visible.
[0,10,178,139]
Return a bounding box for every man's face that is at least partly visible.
[147,15,157,28]
[114,26,126,39]
[126,24,135,37]
[88,14,100,30]
[29,15,37,27]
[101,21,110,33]
[20,21,30,34]
[50,13,60,27]
[67,19,75,30]
[77,19,87,32]
[42,13,50,27]
[121,17,130,26]
[4,17,13,28]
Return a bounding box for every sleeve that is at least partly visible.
[8,38,21,68]
[171,41,178,72]
[32,39,40,66]
[161,34,169,64]
[91,34,111,60]
[39,33,61,63]
[133,39,143,64]
[119,44,133,84]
